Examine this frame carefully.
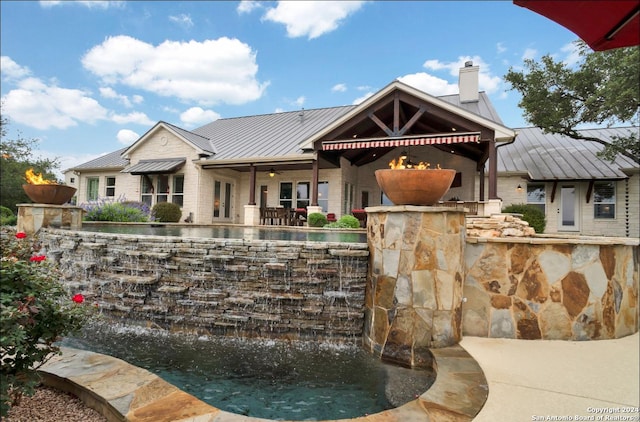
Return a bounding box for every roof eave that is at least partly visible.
[299,80,516,150]
[196,153,316,168]
[123,122,214,158]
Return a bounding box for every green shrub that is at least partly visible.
[307,212,328,227]
[325,214,361,229]
[0,206,16,226]
[502,203,546,233]
[151,202,182,223]
[1,228,95,416]
[82,199,151,222]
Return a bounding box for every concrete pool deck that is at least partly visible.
[38,333,639,421]
[461,333,639,421]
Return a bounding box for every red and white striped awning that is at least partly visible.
[322,132,481,151]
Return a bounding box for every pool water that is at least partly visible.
[62,324,434,420]
[79,223,367,243]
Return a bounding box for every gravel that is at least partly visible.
[4,385,107,422]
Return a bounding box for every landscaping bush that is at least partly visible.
[307,212,328,227]
[325,215,361,229]
[151,202,182,223]
[0,206,16,226]
[502,203,546,233]
[82,198,151,222]
[0,227,95,416]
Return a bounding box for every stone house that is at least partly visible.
[64,64,639,238]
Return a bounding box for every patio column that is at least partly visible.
[488,139,498,199]
[311,159,319,206]
[248,165,256,205]
[478,165,485,201]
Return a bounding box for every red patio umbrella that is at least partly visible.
[514,0,640,51]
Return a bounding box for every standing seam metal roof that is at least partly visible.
[496,126,638,179]
[192,106,355,160]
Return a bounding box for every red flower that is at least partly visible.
[30,255,46,262]
[15,232,27,239]
[72,294,84,304]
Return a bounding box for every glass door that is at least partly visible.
[213,180,233,222]
[559,185,579,231]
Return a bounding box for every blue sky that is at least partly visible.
[1,1,582,177]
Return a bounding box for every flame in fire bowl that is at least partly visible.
[22,184,77,205]
[375,168,456,206]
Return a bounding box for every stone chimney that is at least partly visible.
[459,60,479,103]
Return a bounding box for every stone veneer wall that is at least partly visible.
[463,236,639,340]
[363,206,466,368]
[18,204,83,235]
[37,228,638,343]
[39,229,370,342]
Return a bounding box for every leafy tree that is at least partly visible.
[0,114,61,212]
[504,41,639,164]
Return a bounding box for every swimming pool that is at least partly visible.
[79,223,367,243]
[62,324,435,420]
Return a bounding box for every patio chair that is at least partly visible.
[351,209,367,227]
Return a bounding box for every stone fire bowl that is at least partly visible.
[22,184,77,205]
[375,168,456,206]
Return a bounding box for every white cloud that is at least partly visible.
[398,73,457,96]
[331,83,347,93]
[1,56,31,80]
[294,96,305,107]
[169,14,194,29]
[110,111,154,126]
[561,42,582,67]
[237,0,262,14]
[39,1,125,9]
[82,35,269,106]
[496,42,507,54]
[180,107,221,126]
[99,86,144,108]
[352,91,374,105]
[417,56,502,95]
[263,1,366,39]
[522,48,538,61]
[54,150,114,178]
[116,129,140,145]
[1,77,108,130]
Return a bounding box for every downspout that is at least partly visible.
[493,132,518,199]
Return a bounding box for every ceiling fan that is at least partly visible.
[267,168,282,177]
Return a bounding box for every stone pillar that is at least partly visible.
[363,205,465,368]
[17,204,83,235]
[244,204,261,225]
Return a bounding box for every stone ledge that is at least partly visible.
[39,345,487,422]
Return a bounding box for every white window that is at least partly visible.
[140,174,183,207]
[87,177,99,201]
[527,183,546,214]
[318,181,329,212]
[296,182,310,209]
[105,176,116,197]
[594,181,615,219]
[172,175,184,207]
[279,182,293,208]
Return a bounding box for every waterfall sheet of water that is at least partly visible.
[60,323,435,421]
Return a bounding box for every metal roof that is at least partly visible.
[497,126,638,180]
[439,92,505,126]
[160,121,216,154]
[67,148,129,171]
[122,158,186,175]
[192,106,355,160]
